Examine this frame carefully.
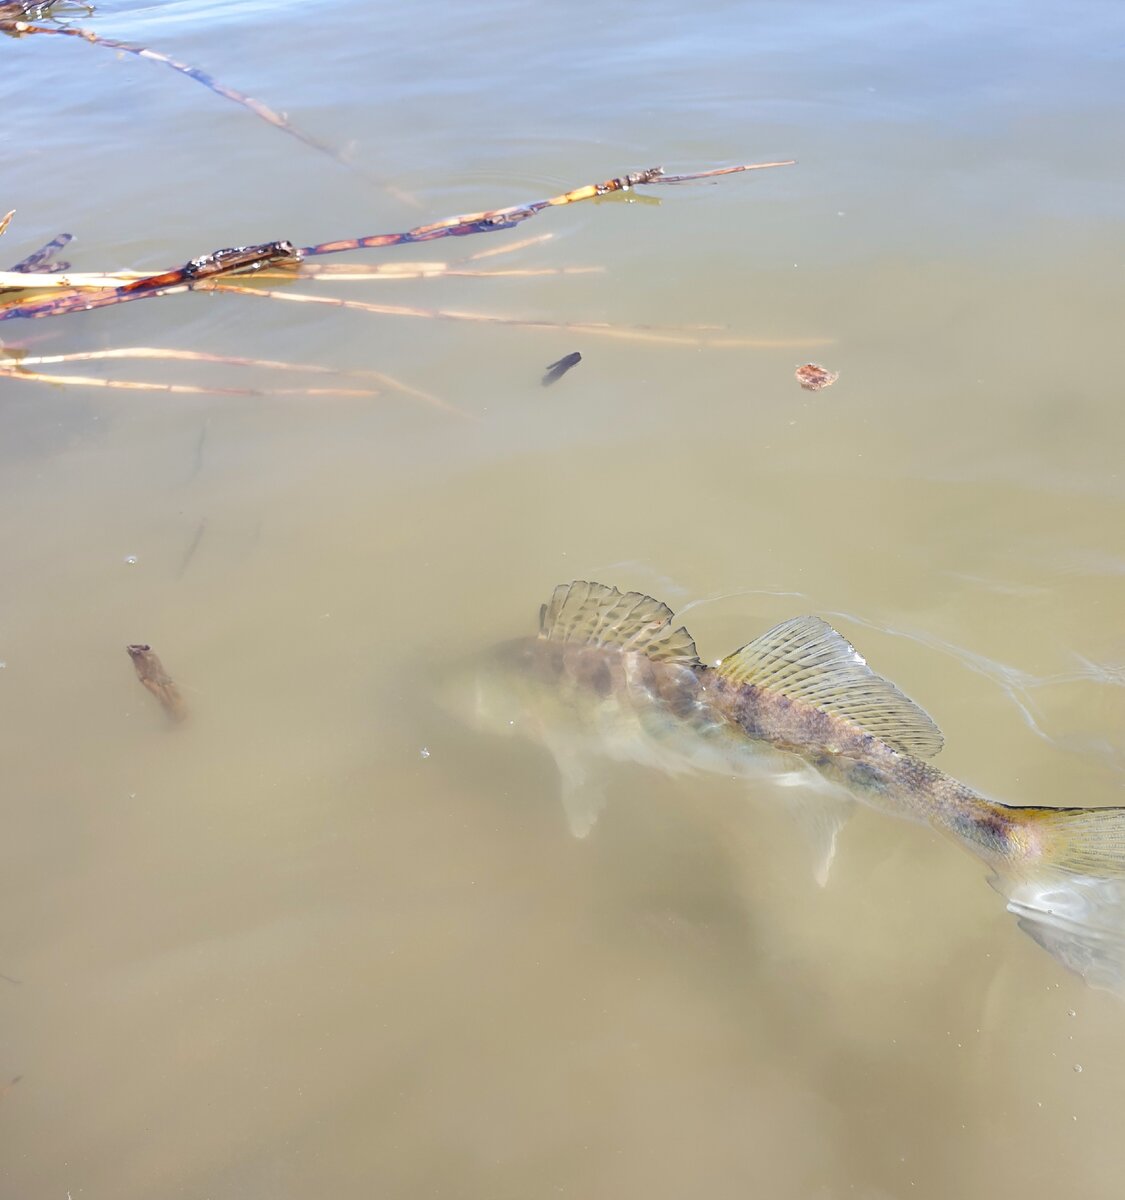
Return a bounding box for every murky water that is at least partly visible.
[2,1,1125,1196]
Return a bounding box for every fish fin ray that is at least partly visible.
[1008,805,1125,876]
[716,616,944,757]
[539,580,701,667]
[989,805,1125,994]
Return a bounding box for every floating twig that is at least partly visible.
[0,240,300,318]
[0,4,351,169]
[3,345,459,414]
[126,644,187,723]
[0,365,378,399]
[0,1075,22,1103]
[0,163,793,322]
[542,352,582,386]
[0,260,602,290]
[468,233,554,261]
[298,163,796,259]
[202,283,831,348]
[0,267,136,290]
[8,232,72,274]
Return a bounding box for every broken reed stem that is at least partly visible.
[0,161,794,321]
[201,282,833,347]
[0,365,380,398]
[1,13,350,169]
[3,346,461,415]
[0,269,138,289]
[0,264,603,291]
[467,233,554,260]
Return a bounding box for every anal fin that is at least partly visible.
[547,745,608,839]
[777,780,855,887]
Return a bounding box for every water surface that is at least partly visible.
[2,1,1124,1197]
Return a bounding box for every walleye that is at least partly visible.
[454,580,1125,995]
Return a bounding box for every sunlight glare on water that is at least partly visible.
[1,1,1124,1197]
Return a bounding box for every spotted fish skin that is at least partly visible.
[449,581,1125,994]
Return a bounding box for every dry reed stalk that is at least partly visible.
[3,346,460,414]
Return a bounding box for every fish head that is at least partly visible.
[436,637,562,742]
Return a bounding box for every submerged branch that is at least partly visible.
[201,282,831,348]
[0,364,380,399]
[0,4,352,169]
[4,346,461,414]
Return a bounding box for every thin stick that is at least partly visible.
[0,269,137,289]
[203,283,831,347]
[0,262,602,289]
[299,162,796,258]
[252,263,602,281]
[0,162,793,322]
[5,346,460,415]
[8,233,73,274]
[0,366,378,397]
[467,233,554,261]
[1,12,350,168]
[0,240,298,319]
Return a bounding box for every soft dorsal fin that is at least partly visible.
[716,615,944,758]
[538,581,701,667]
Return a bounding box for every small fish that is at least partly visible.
[447,580,1125,995]
[542,351,582,387]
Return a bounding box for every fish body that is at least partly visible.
[452,581,1125,993]
[541,351,582,387]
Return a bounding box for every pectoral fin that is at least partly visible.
[545,744,608,838]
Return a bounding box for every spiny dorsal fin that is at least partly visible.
[716,615,944,758]
[538,581,701,667]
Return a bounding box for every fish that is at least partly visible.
[541,351,582,387]
[449,580,1125,995]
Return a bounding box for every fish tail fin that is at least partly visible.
[989,805,1125,996]
[1010,805,1125,877]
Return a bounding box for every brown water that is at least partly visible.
[2,1,1125,1196]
